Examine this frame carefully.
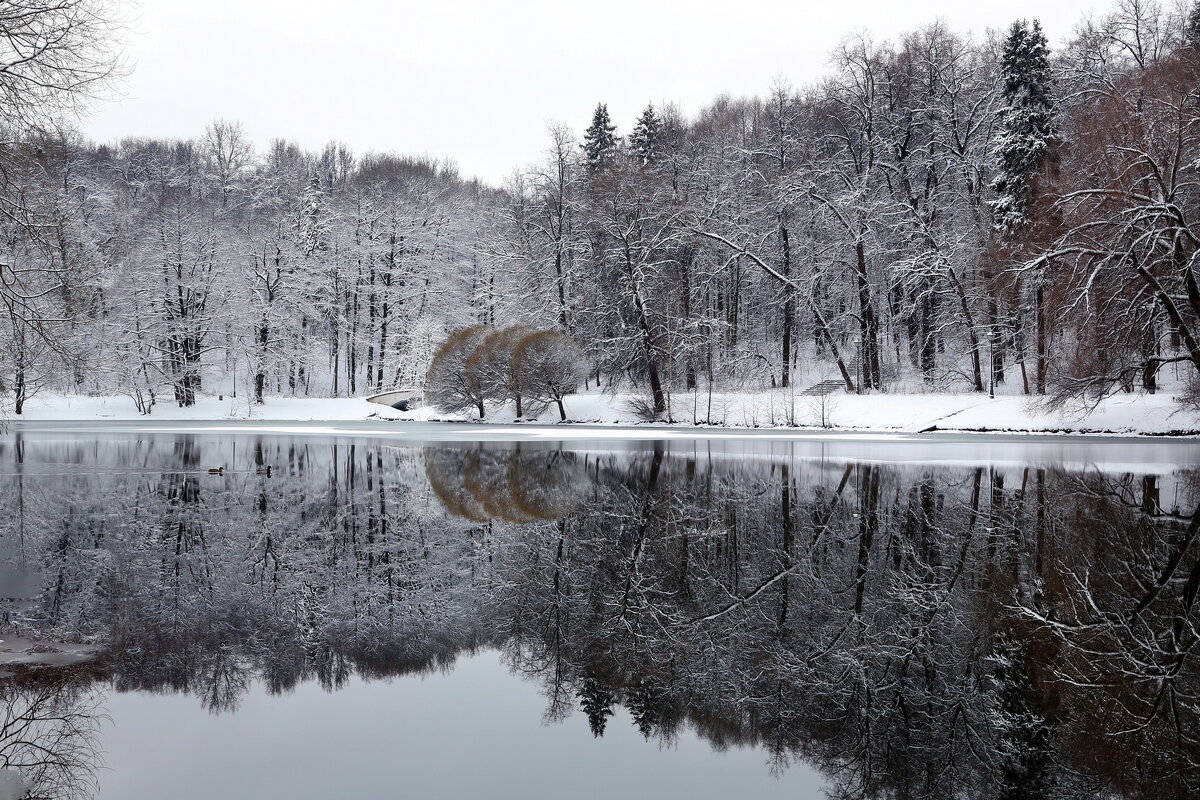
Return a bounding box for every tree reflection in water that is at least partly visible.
[0,433,1196,799]
[424,444,591,522]
[0,670,104,800]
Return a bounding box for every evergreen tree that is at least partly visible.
[582,103,618,176]
[629,103,662,165]
[299,173,329,256]
[577,673,615,737]
[1186,1,1200,47]
[991,635,1054,800]
[990,19,1055,233]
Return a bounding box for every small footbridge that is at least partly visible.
[366,388,422,411]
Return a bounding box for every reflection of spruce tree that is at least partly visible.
[991,635,1054,800]
[626,681,661,739]
[577,673,615,737]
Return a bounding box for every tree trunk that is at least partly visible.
[989,299,1004,387]
[13,366,25,415]
[919,288,936,379]
[681,250,697,390]
[331,334,340,396]
[625,250,666,414]
[1035,283,1046,394]
[554,249,568,329]
[948,268,985,391]
[855,240,881,390]
[1136,261,1200,379]
[780,219,794,388]
[255,322,268,404]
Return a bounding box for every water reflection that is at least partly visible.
[0,671,104,799]
[425,445,591,522]
[0,432,1197,799]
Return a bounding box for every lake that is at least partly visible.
[0,422,1197,799]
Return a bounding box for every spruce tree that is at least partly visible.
[300,173,329,256]
[990,19,1055,233]
[629,102,662,165]
[582,103,618,176]
[1186,1,1200,47]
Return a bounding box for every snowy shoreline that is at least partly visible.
[8,390,1200,438]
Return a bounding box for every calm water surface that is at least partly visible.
[0,423,1198,799]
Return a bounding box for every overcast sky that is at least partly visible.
[83,0,1106,185]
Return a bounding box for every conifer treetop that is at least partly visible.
[582,102,619,175]
[630,102,663,166]
[989,18,1055,234]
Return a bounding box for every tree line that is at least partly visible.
[5,0,1200,413]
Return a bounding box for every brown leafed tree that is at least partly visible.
[424,325,490,418]
[1036,47,1200,406]
[466,325,535,417]
[513,330,587,421]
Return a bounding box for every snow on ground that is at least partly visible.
[933,393,1196,435]
[15,393,389,422]
[0,637,101,670]
[10,389,1200,435]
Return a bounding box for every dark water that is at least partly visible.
[1,426,1198,799]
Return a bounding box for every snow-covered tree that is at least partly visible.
[990,19,1055,233]
[0,0,124,130]
[629,102,662,165]
[1187,0,1200,46]
[3,2,1200,415]
[581,103,619,176]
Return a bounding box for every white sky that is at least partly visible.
[82,0,1106,185]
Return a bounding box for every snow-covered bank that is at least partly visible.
[14,394,394,423]
[10,390,1200,436]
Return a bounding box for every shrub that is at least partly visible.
[622,394,661,423]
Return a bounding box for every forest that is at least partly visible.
[5,0,1200,414]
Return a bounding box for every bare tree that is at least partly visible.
[1033,45,1200,405]
[203,119,252,208]
[0,0,125,131]
[0,675,105,800]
